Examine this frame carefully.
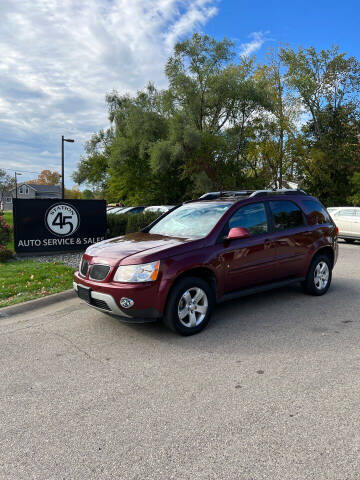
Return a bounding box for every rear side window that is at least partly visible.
[228,202,268,236]
[302,199,331,225]
[269,201,304,231]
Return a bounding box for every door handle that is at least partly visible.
[264,238,272,247]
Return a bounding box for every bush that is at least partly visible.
[107,214,128,237]
[125,211,162,234]
[107,211,162,238]
[0,245,14,261]
[0,216,12,245]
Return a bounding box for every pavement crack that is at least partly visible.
[38,327,101,362]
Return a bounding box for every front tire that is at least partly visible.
[302,254,332,296]
[344,239,356,244]
[163,276,215,335]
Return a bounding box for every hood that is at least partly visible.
[84,232,198,266]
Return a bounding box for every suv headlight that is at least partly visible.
[113,260,160,283]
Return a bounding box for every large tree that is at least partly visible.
[73,36,360,206]
[280,46,360,204]
[0,169,15,206]
[28,169,61,185]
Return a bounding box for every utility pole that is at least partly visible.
[61,135,75,199]
[14,172,22,199]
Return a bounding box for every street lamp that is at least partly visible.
[61,135,75,199]
[14,172,22,199]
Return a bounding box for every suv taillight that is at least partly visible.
[334,226,339,235]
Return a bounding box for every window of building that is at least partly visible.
[5,197,12,203]
[269,200,304,231]
[228,202,268,236]
[19,185,29,195]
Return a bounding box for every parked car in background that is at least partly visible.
[330,207,360,243]
[108,207,127,214]
[108,206,145,215]
[144,205,175,214]
[74,189,338,336]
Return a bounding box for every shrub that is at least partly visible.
[107,214,128,237]
[0,216,12,245]
[0,245,14,261]
[126,211,161,234]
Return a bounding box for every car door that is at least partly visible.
[333,209,356,236]
[220,202,277,293]
[355,209,360,236]
[267,200,311,280]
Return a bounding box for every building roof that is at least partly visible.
[27,183,61,193]
[11,183,61,193]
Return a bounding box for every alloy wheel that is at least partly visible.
[314,261,329,290]
[177,287,208,328]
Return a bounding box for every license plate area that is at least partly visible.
[77,285,91,303]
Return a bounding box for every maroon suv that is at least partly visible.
[74,190,338,335]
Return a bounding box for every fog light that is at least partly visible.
[120,297,134,309]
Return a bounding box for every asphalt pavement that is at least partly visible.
[1,241,360,480]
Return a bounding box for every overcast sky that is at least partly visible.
[2,0,358,188]
[0,0,221,186]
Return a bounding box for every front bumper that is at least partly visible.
[73,274,161,322]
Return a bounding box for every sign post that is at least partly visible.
[13,199,107,255]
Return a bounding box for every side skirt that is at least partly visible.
[218,277,305,303]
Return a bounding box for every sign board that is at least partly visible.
[13,199,107,254]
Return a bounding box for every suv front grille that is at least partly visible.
[90,264,110,281]
[91,298,111,311]
[80,258,89,277]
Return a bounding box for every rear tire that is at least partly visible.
[163,276,215,336]
[302,253,332,296]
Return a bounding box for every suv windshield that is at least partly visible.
[149,202,232,238]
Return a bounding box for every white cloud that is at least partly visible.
[0,0,218,185]
[239,31,270,57]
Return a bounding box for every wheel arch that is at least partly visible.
[313,245,335,268]
[165,266,218,304]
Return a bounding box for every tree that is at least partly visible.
[72,129,113,193]
[255,51,301,188]
[348,172,360,206]
[73,34,272,201]
[65,186,82,199]
[29,169,61,185]
[0,170,15,207]
[162,34,270,191]
[280,46,360,141]
[281,46,360,204]
[82,189,95,200]
[73,36,360,206]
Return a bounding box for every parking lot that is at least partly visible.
[1,241,360,479]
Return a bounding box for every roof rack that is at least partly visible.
[199,190,255,200]
[249,189,308,197]
[197,189,307,201]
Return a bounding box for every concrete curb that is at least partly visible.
[0,289,76,319]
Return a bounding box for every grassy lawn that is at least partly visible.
[3,211,13,227]
[0,260,74,308]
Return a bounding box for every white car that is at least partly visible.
[144,205,175,214]
[330,207,360,243]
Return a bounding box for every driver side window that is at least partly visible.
[228,202,268,236]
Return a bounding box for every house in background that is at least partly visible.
[2,183,61,211]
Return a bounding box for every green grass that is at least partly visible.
[3,211,13,227]
[0,260,75,308]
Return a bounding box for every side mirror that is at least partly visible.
[226,227,251,240]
